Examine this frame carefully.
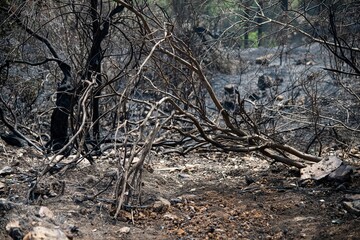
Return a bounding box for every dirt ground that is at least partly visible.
[0,145,359,240]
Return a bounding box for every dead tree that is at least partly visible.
[1,0,359,211]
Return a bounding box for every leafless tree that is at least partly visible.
[1,0,359,212]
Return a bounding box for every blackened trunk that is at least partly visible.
[48,63,73,154]
[48,84,72,152]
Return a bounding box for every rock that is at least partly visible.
[255,54,273,65]
[343,201,360,216]
[23,226,69,240]
[344,194,360,201]
[276,95,284,101]
[176,228,186,236]
[163,212,179,220]
[152,197,171,213]
[132,156,141,165]
[178,173,192,179]
[327,164,353,183]
[295,58,315,66]
[6,220,23,240]
[38,206,55,220]
[170,198,182,204]
[119,226,131,234]
[300,156,342,180]
[258,74,274,90]
[0,166,13,176]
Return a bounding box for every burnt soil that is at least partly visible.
[0,145,359,240]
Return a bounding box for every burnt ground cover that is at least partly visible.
[1,43,360,239]
[0,145,359,240]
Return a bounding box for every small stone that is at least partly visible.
[344,194,360,201]
[6,220,20,232]
[23,226,69,240]
[38,206,54,220]
[306,61,315,65]
[163,213,179,220]
[132,157,141,164]
[300,233,307,238]
[6,220,23,240]
[276,95,284,101]
[176,228,186,236]
[331,219,342,224]
[255,54,273,65]
[343,201,360,216]
[177,194,198,201]
[119,226,130,234]
[152,197,171,213]
[350,148,359,154]
[170,198,182,204]
[178,173,191,179]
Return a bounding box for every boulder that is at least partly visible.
[300,156,342,180]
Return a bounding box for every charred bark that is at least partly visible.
[47,63,73,154]
[3,5,75,153]
[82,2,124,145]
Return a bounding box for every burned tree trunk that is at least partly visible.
[47,3,125,154]
[82,3,125,145]
[47,63,73,154]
